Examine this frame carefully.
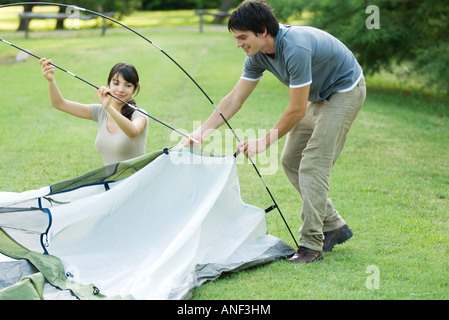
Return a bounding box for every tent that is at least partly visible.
[0,147,295,300]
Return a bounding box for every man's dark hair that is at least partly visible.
[228,0,279,37]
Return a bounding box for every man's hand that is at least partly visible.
[179,129,203,147]
[237,138,267,158]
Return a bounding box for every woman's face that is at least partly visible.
[109,72,136,104]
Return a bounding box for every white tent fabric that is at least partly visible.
[1,149,294,299]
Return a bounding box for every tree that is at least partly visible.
[140,0,223,10]
[269,0,449,93]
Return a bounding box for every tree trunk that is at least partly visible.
[55,6,65,29]
[17,4,34,31]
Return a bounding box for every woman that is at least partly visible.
[40,59,148,166]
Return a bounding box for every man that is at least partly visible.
[181,0,366,263]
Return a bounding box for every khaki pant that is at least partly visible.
[281,78,366,251]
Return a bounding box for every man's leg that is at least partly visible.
[281,102,313,194]
[287,79,366,261]
[282,104,323,263]
[321,78,366,251]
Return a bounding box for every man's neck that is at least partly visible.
[261,35,276,58]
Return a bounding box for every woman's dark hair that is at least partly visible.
[107,62,140,120]
[228,0,279,37]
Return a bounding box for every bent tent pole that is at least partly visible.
[0,2,299,248]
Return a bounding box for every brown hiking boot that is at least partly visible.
[288,246,323,263]
[323,224,353,252]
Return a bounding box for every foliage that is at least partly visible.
[269,0,449,94]
[0,0,228,11]
[141,0,225,10]
[268,0,303,22]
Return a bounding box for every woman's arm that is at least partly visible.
[40,58,92,120]
[95,86,147,138]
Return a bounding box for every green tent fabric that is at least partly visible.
[0,272,45,300]
[0,227,126,300]
[49,148,167,195]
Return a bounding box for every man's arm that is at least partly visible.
[238,84,310,157]
[181,78,258,146]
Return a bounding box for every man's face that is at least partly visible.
[232,29,265,56]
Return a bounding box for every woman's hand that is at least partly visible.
[39,58,55,82]
[95,86,112,110]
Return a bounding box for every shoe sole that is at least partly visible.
[324,228,353,252]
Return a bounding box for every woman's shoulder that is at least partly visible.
[90,104,107,121]
[132,108,148,120]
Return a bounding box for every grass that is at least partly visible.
[1,9,448,300]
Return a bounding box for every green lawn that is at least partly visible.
[1,9,448,300]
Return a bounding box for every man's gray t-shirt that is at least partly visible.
[242,25,363,102]
[90,104,148,166]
